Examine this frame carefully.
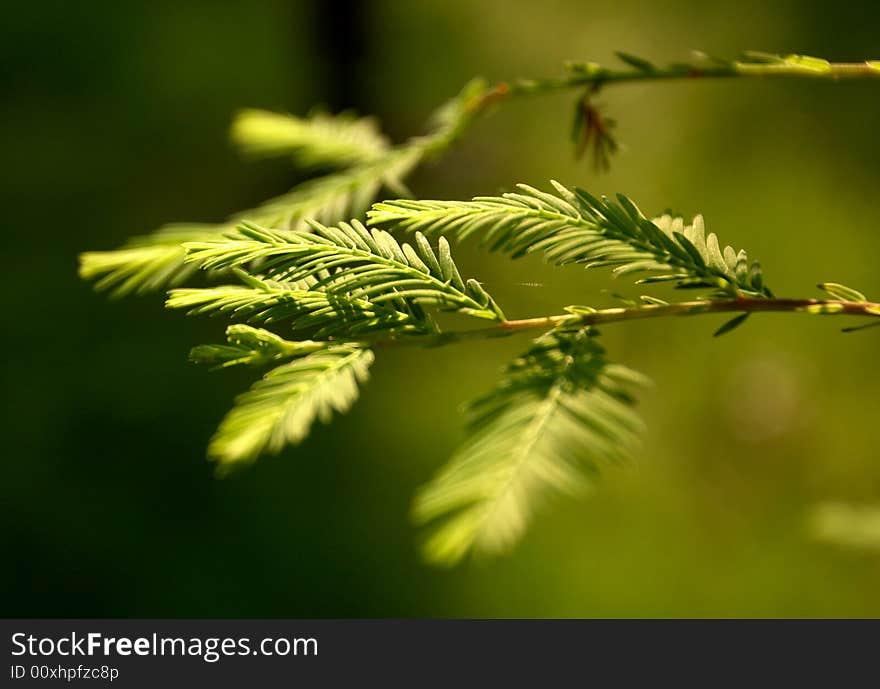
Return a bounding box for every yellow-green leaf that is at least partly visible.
[817,282,868,302]
[783,54,831,72]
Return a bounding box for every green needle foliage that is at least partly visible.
[168,220,506,468]
[183,221,504,322]
[369,182,770,298]
[78,151,421,298]
[231,109,389,167]
[236,146,424,231]
[414,328,648,565]
[206,340,375,465]
[78,81,484,298]
[79,53,880,564]
[167,273,420,339]
[79,225,217,298]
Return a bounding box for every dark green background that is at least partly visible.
[2,0,878,616]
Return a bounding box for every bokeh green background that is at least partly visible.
[3,0,878,617]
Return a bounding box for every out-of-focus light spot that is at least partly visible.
[809,502,880,551]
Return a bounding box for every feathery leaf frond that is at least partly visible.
[79,79,494,299]
[189,324,327,369]
[413,327,648,565]
[77,55,880,567]
[79,149,422,296]
[184,221,505,322]
[369,181,771,298]
[231,109,389,167]
[236,147,422,229]
[167,273,422,338]
[78,225,217,297]
[208,343,374,466]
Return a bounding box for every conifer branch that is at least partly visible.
[79,225,216,298]
[79,51,880,566]
[207,342,374,466]
[414,327,647,565]
[356,297,880,352]
[182,221,505,322]
[370,181,770,298]
[167,275,423,339]
[460,52,880,169]
[80,53,879,296]
[78,81,487,296]
[508,53,880,97]
[231,109,389,167]
[415,297,880,344]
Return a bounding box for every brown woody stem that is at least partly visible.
[375,298,880,348]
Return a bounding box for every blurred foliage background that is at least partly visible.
[2,0,879,617]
